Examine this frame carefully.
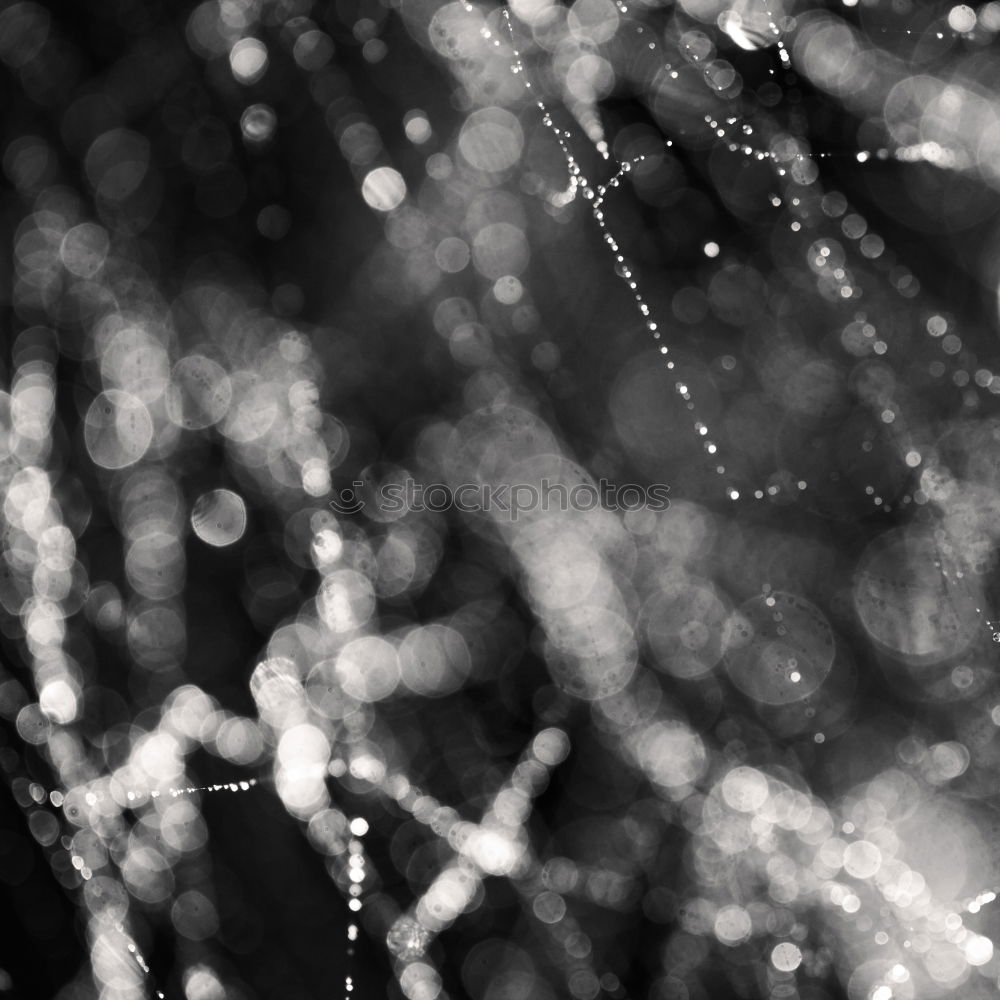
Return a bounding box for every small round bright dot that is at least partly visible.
[905,451,921,467]
[349,817,369,836]
[704,241,720,258]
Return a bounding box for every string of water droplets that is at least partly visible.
[483,4,747,500]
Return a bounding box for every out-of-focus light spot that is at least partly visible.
[336,635,399,702]
[468,827,523,875]
[565,51,615,105]
[644,578,728,679]
[568,0,619,44]
[719,9,771,50]
[337,120,382,166]
[771,942,802,972]
[349,817,369,836]
[4,135,54,196]
[229,38,268,84]
[629,719,707,789]
[83,129,151,205]
[277,723,331,813]
[947,5,977,32]
[172,889,219,940]
[100,325,170,404]
[136,731,184,785]
[531,341,560,371]
[472,223,528,279]
[983,2,1000,30]
[311,528,343,569]
[293,29,334,71]
[123,845,175,904]
[16,703,50,745]
[214,715,264,765]
[434,236,470,273]
[964,934,993,965]
[362,38,387,63]
[38,678,78,724]
[184,964,226,1000]
[0,3,50,69]
[427,3,485,60]
[165,355,232,430]
[186,1,244,57]
[494,275,523,304]
[190,489,247,547]
[257,204,291,239]
[398,623,471,696]
[724,592,834,705]
[926,741,970,782]
[532,728,571,766]
[854,528,979,662]
[426,152,451,179]
[60,223,109,278]
[318,569,376,633]
[714,904,752,945]
[241,104,277,144]
[404,110,432,144]
[843,839,882,879]
[904,450,921,467]
[533,890,567,924]
[361,166,407,212]
[721,766,770,812]
[84,390,154,470]
[302,458,331,497]
[927,315,947,336]
[387,915,431,960]
[703,241,720,257]
[458,107,524,173]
